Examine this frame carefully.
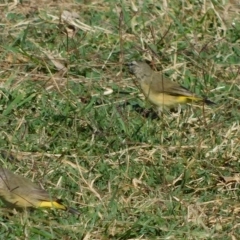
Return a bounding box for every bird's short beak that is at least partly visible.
[124,62,132,67]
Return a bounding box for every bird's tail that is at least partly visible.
[203,98,215,105]
[66,207,81,215]
[185,96,215,105]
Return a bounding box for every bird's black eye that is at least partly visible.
[125,62,132,67]
[128,61,137,67]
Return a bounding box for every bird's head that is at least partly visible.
[127,61,152,80]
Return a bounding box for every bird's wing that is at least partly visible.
[0,167,50,201]
[150,73,194,97]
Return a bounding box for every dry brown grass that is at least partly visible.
[0,0,239,239]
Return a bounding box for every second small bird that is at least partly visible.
[128,61,214,111]
[0,167,79,214]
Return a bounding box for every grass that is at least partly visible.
[0,0,239,239]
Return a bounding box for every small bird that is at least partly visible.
[127,61,215,110]
[0,167,80,215]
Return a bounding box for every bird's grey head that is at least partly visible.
[127,61,152,79]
